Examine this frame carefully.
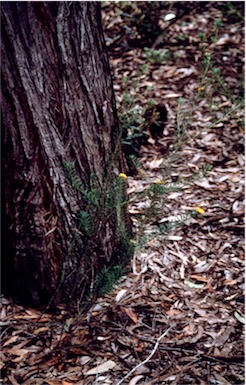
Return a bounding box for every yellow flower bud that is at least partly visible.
[119,173,127,180]
[195,207,205,215]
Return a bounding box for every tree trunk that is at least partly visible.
[1,2,131,308]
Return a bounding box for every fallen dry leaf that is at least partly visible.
[85,360,116,375]
[62,380,73,385]
[129,375,145,385]
[123,307,139,324]
[3,335,19,347]
[115,289,127,302]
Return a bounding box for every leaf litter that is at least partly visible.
[1,2,244,385]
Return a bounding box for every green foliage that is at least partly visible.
[224,2,244,21]
[215,18,222,29]
[77,210,93,237]
[63,161,133,303]
[63,161,99,206]
[176,33,189,42]
[118,66,151,170]
[198,19,243,106]
[115,2,164,45]
[128,175,208,253]
[63,161,85,195]
[92,263,127,296]
[143,47,170,63]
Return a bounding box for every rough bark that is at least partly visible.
[1,2,130,308]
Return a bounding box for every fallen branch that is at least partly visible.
[115,327,172,385]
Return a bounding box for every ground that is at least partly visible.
[0,2,244,385]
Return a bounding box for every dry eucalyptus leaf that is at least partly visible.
[128,375,145,385]
[85,360,116,376]
[115,289,127,302]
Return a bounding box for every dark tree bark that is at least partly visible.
[1,2,131,308]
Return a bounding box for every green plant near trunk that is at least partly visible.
[62,162,133,305]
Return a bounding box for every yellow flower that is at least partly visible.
[119,173,127,180]
[130,239,136,245]
[195,207,205,215]
[155,179,163,184]
[197,86,205,92]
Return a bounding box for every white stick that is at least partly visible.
[115,327,172,385]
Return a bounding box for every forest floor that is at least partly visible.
[1,2,244,385]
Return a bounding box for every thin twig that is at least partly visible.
[132,245,149,276]
[115,327,172,385]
